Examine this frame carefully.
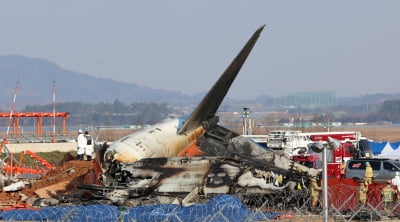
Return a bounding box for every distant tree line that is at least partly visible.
[20,99,178,126]
[379,99,400,123]
[267,99,400,124]
[1,98,399,129]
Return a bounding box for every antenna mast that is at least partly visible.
[52,80,56,142]
[1,81,20,152]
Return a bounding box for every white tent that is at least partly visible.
[379,142,394,155]
[379,146,400,159]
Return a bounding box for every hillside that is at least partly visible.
[1,55,400,114]
[0,55,197,110]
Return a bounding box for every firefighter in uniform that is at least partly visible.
[364,162,373,185]
[340,160,346,178]
[381,180,396,214]
[310,177,322,208]
[358,180,368,206]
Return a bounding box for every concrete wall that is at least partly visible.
[5,142,77,153]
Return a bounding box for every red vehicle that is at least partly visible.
[308,131,360,143]
[291,131,370,177]
[291,153,322,170]
[326,141,357,177]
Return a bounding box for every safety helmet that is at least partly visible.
[365,162,370,165]
[78,129,83,133]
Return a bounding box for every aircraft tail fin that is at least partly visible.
[178,25,265,135]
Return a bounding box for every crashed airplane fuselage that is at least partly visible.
[101,25,266,182]
[95,25,320,205]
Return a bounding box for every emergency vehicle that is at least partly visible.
[272,131,372,177]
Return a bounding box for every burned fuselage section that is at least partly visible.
[96,156,310,205]
[95,120,320,205]
[196,124,320,177]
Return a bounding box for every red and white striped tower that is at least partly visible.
[1,80,19,154]
[52,80,57,142]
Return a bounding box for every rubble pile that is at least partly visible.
[0,159,94,207]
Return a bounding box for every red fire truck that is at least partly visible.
[291,131,371,177]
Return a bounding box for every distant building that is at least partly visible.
[278,91,336,109]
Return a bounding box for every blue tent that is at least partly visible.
[369,141,391,155]
[390,142,400,150]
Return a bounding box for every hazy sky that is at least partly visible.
[1,1,399,100]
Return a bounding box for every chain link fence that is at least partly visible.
[1,183,400,221]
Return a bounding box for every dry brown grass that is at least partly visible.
[93,128,138,141]
[341,127,400,142]
[2,125,397,143]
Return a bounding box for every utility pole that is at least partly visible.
[242,107,250,135]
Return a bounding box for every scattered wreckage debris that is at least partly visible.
[83,155,312,207]
[0,146,62,210]
[3,150,55,178]
[0,159,95,210]
[1,144,55,179]
[0,139,319,210]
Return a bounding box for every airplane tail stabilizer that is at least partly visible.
[178,25,265,135]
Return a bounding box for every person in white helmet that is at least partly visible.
[84,131,93,161]
[76,129,87,160]
[392,172,400,199]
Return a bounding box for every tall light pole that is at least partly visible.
[242,107,250,135]
[310,137,341,222]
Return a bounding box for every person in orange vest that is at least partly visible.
[364,162,373,185]
[340,160,346,178]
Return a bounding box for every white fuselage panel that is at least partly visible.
[106,119,199,163]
